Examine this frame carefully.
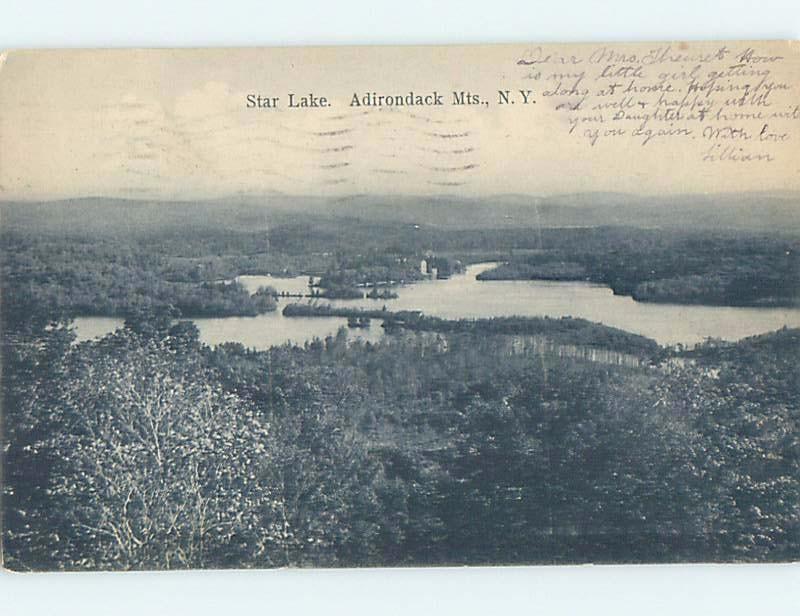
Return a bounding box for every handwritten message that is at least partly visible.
[516,43,798,163]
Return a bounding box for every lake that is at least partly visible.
[74,263,800,349]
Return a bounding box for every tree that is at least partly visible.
[1,284,76,571]
[43,333,277,569]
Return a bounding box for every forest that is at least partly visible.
[476,227,800,307]
[2,199,799,570]
[3,292,799,569]
[281,304,661,359]
[3,201,798,318]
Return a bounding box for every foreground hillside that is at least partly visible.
[4,292,798,568]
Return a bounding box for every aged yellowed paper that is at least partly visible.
[1,42,799,571]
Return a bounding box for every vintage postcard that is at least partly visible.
[1,41,798,571]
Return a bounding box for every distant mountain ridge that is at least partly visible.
[1,191,798,235]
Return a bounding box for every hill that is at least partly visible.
[1,191,798,236]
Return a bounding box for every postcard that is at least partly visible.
[1,41,798,571]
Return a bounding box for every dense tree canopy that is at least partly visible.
[2,209,798,569]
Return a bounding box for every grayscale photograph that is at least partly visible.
[1,42,799,571]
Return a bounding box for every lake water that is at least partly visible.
[74,263,800,349]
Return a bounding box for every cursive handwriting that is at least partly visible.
[517,43,797,163]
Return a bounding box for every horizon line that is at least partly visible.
[2,188,800,204]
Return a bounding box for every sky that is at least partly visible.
[1,43,798,201]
